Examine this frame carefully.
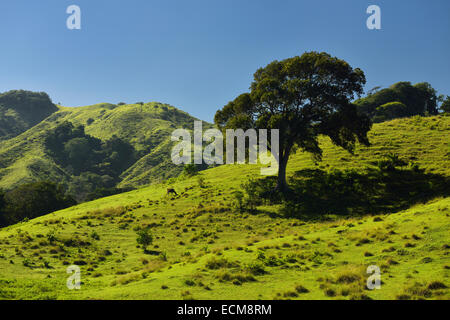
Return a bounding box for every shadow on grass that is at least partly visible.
[246,166,449,220]
[143,249,161,256]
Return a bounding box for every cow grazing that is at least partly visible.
[167,188,178,196]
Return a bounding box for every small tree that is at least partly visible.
[136,228,153,252]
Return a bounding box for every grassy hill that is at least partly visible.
[0,101,210,196]
[0,115,449,300]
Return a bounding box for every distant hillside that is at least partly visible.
[0,115,448,300]
[0,90,58,140]
[0,98,211,200]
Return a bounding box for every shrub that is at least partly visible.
[46,231,57,244]
[182,164,198,177]
[231,191,245,211]
[427,281,447,290]
[324,288,336,297]
[376,153,408,171]
[215,270,256,283]
[136,228,153,252]
[245,262,266,275]
[295,285,309,294]
[336,272,362,284]
[197,177,206,188]
[90,231,100,240]
[184,279,195,286]
[205,257,238,270]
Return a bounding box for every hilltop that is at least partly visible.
[0,90,58,141]
[0,114,448,300]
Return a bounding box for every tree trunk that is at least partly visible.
[276,151,290,192]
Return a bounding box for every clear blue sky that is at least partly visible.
[0,0,449,122]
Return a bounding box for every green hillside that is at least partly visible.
[0,101,210,198]
[0,90,58,141]
[0,115,448,300]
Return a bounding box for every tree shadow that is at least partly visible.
[143,249,161,256]
[247,166,449,221]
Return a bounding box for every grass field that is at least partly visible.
[0,114,449,300]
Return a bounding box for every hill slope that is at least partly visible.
[0,101,210,196]
[0,115,448,300]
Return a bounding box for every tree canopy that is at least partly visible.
[0,181,75,227]
[215,51,372,191]
[44,121,137,201]
[355,81,440,122]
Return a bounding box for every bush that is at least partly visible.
[232,191,244,211]
[90,231,100,240]
[182,164,198,177]
[295,285,309,294]
[245,262,266,275]
[427,281,447,290]
[197,177,206,188]
[375,101,407,122]
[376,153,408,171]
[136,229,153,252]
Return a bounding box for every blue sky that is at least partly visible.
[0,0,449,122]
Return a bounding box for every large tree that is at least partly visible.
[215,52,372,191]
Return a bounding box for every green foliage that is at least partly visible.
[0,90,57,140]
[0,189,6,227]
[90,231,100,241]
[0,101,448,300]
[136,228,153,252]
[375,153,408,171]
[441,96,450,113]
[355,81,440,122]
[182,164,198,177]
[215,51,371,190]
[0,181,75,227]
[45,121,136,176]
[46,230,57,244]
[197,176,206,188]
[231,191,244,211]
[245,261,267,275]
